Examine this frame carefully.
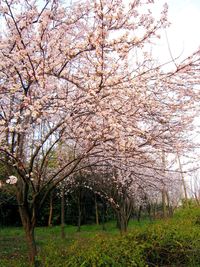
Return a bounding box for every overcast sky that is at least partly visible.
[153,0,200,63]
[155,1,200,178]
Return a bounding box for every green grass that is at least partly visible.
[0,219,151,266]
[1,209,200,266]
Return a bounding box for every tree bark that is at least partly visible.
[162,151,167,218]
[147,202,152,221]
[16,177,38,266]
[117,212,128,234]
[101,203,106,231]
[152,202,157,220]
[177,152,189,208]
[18,205,37,265]
[94,194,99,225]
[61,187,65,239]
[162,189,167,218]
[137,205,142,222]
[25,225,37,265]
[48,191,53,227]
[77,191,81,232]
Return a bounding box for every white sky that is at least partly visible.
[148,1,200,188]
[153,0,200,63]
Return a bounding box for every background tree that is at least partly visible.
[0,0,199,264]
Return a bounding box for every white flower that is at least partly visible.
[6,175,18,185]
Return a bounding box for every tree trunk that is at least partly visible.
[94,194,99,225]
[153,202,157,220]
[77,192,81,232]
[162,151,167,218]
[61,187,65,239]
[18,205,37,265]
[177,152,189,208]
[162,189,167,218]
[194,192,200,206]
[102,203,106,231]
[116,207,129,234]
[137,205,142,222]
[117,212,128,234]
[48,191,53,227]
[25,225,37,265]
[166,191,173,217]
[147,203,152,221]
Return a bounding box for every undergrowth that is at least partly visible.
[0,207,200,267]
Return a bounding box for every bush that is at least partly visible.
[1,207,200,266]
[40,234,146,267]
[141,223,200,266]
[40,208,200,267]
[138,208,200,266]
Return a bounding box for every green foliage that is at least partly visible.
[1,208,200,267]
[40,235,145,267]
[0,189,21,226]
[174,206,200,220]
[140,220,200,266]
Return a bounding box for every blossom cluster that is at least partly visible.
[6,176,18,185]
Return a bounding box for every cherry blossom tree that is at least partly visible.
[77,151,182,232]
[0,0,199,264]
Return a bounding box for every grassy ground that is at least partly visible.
[0,219,151,266]
[1,209,200,267]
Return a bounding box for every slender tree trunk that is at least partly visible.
[177,152,189,208]
[25,225,37,264]
[82,202,86,225]
[162,151,167,218]
[94,194,99,225]
[137,205,142,222]
[194,192,200,206]
[16,178,38,266]
[166,191,173,217]
[117,212,128,234]
[48,191,53,227]
[115,204,130,234]
[153,203,156,220]
[77,192,81,232]
[118,198,132,234]
[162,189,167,218]
[61,187,65,239]
[147,203,152,221]
[18,205,37,265]
[102,203,106,231]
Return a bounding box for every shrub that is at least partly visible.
[1,207,200,267]
[40,234,146,267]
